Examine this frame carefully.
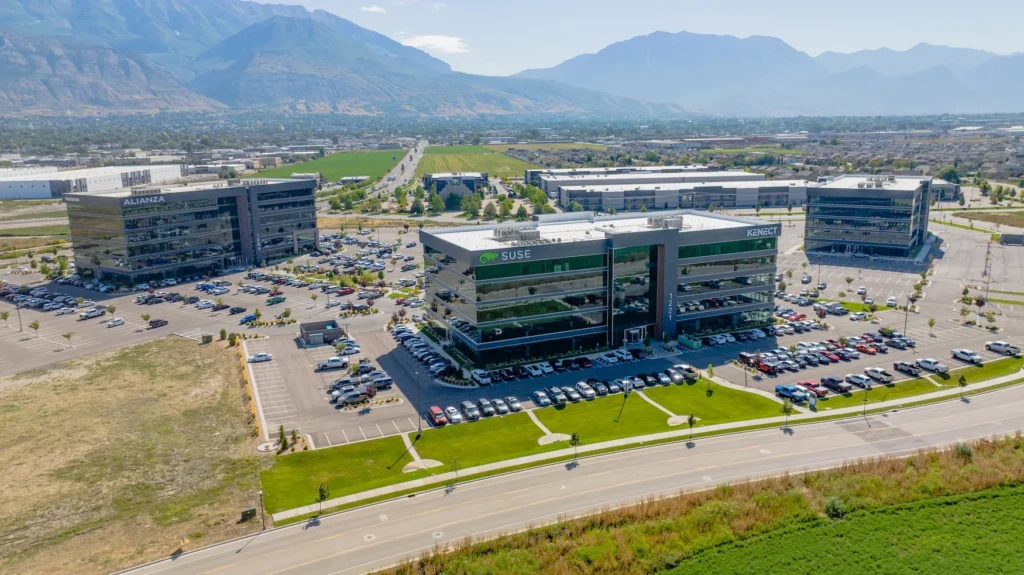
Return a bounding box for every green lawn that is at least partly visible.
[256,150,406,182]
[939,355,1024,384]
[0,199,62,213]
[814,377,941,410]
[930,218,993,233]
[0,224,70,237]
[989,298,1024,306]
[984,289,1024,297]
[643,379,782,425]
[485,142,607,153]
[818,300,891,314]
[534,393,673,444]
[413,412,552,469]
[671,486,1024,574]
[0,209,68,222]
[417,145,539,179]
[259,435,431,514]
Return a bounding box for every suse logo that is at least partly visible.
[479,252,499,264]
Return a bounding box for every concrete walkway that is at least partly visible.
[270,368,1023,522]
[707,372,809,413]
[527,409,570,445]
[399,432,442,473]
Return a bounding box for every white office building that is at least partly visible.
[559,179,811,212]
[0,165,185,199]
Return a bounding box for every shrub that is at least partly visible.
[953,441,974,461]
[219,328,227,340]
[824,496,847,519]
[228,333,238,347]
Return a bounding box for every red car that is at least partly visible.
[787,313,806,321]
[855,343,877,355]
[427,405,447,426]
[861,334,876,343]
[269,289,283,296]
[797,380,828,397]
[339,287,356,296]
[823,352,840,363]
[576,357,593,369]
[826,338,840,346]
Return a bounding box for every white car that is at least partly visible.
[613,349,633,362]
[886,296,898,307]
[864,367,894,383]
[850,312,867,321]
[574,381,596,399]
[524,364,544,377]
[248,352,273,363]
[470,369,492,385]
[325,300,341,308]
[916,358,949,373]
[598,352,619,365]
[986,341,1020,356]
[538,362,554,374]
[339,346,361,355]
[951,349,983,364]
[845,373,873,389]
[863,297,875,305]
[106,317,125,328]
[195,300,214,309]
[444,406,463,424]
[56,307,76,315]
[722,333,736,343]
[856,287,867,295]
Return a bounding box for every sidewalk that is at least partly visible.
[270,368,1023,522]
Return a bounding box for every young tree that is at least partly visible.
[316,482,330,515]
[62,332,73,347]
[781,398,793,428]
[845,276,854,289]
[428,192,445,214]
[755,201,762,216]
[706,363,714,379]
[928,317,936,335]
[567,201,583,212]
[974,296,987,314]
[958,374,968,399]
[28,320,40,337]
[219,328,227,341]
[410,198,425,215]
[279,424,288,451]
[0,311,8,326]
[311,293,318,304]
[141,313,150,323]
[786,200,793,216]
[483,201,498,220]
[107,305,116,314]
[515,205,529,220]
[254,308,262,320]
[499,201,512,219]
[687,413,697,440]
[569,431,581,462]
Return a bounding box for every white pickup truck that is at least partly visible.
[986,341,1020,356]
[316,356,350,371]
[78,307,106,320]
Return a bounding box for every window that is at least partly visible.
[678,238,776,259]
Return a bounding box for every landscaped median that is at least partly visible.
[641,378,781,426]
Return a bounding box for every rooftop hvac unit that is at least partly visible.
[888,175,896,182]
[647,216,666,228]
[874,180,884,188]
[492,225,539,242]
[664,216,684,229]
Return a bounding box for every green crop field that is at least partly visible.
[485,142,607,153]
[418,145,540,179]
[255,150,405,182]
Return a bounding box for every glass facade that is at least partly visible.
[804,185,930,258]
[679,238,776,259]
[675,308,773,337]
[678,255,776,279]
[253,188,317,264]
[611,245,659,346]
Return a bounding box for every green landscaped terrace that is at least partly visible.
[814,377,941,410]
[533,392,674,444]
[412,411,553,469]
[642,379,782,425]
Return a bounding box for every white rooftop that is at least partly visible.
[426,172,485,178]
[818,175,926,192]
[430,211,751,251]
[67,178,297,198]
[541,170,760,184]
[533,165,708,175]
[0,165,180,182]
[559,179,812,193]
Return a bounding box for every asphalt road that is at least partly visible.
[123,384,1024,575]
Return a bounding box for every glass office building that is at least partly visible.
[421,211,779,367]
[804,175,932,258]
[65,178,317,284]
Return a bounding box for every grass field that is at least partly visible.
[673,486,1024,574]
[417,145,539,179]
[989,297,1024,306]
[0,209,68,222]
[413,412,552,469]
[0,224,70,237]
[0,237,67,252]
[952,211,1024,228]
[642,379,782,425]
[534,393,673,444]
[815,377,941,410]
[0,199,62,213]
[938,355,1024,384]
[380,435,1024,575]
[260,435,433,514]
[485,142,607,153]
[0,338,262,575]
[256,150,405,181]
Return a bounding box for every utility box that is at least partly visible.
[241,507,257,522]
[201,334,214,344]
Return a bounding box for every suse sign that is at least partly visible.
[747,227,778,237]
[479,249,532,264]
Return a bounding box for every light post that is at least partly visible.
[258,490,265,530]
[903,295,911,335]
[415,370,422,438]
[16,304,23,332]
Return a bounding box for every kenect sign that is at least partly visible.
[479,249,532,264]
[122,195,166,207]
[747,227,778,238]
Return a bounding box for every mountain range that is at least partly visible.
[0,0,1020,117]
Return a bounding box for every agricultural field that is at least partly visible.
[256,149,406,182]
[485,142,607,153]
[417,145,540,179]
[0,224,70,237]
[0,338,263,575]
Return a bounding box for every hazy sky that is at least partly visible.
[254,0,1023,76]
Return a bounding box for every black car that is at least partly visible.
[513,366,530,379]
[229,306,247,315]
[592,381,609,395]
[886,338,908,350]
[820,376,852,394]
[488,370,504,382]
[835,349,854,361]
[629,348,647,360]
[148,318,168,328]
[798,354,820,366]
[212,303,230,312]
[499,368,515,381]
[185,296,199,304]
[565,358,581,370]
[544,386,568,405]
[550,359,568,372]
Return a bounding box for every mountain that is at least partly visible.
[515,30,1024,116]
[189,14,683,117]
[0,31,221,115]
[816,43,998,76]
[0,0,309,76]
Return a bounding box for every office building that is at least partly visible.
[421,211,779,367]
[423,172,488,196]
[929,178,960,201]
[805,175,931,258]
[0,165,185,199]
[538,170,763,198]
[559,179,811,212]
[65,178,317,284]
[525,164,711,187]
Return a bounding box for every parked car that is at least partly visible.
[470,369,492,385]
[575,381,597,399]
[893,361,922,376]
[531,391,552,407]
[821,376,853,394]
[951,349,983,364]
[561,386,582,402]
[427,406,447,426]
[986,341,1020,356]
[148,318,168,328]
[845,373,873,389]
[477,398,496,417]
[865,367,894,384]
[775,384,809,402]
[460,401,481,421]
[248,352,273,363]
[796,380,827,397]
[916,358,950,373]
[444,406,463,424]
[229,306,247,315]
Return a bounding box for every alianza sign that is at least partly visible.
[122,195,166,207]
[478,249,532,264]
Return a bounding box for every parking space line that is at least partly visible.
[360,427,367,440]
[375,423,384,435]
[342,429,349,443]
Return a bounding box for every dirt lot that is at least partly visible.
[0,337,267,575]
[953,210,1024,228]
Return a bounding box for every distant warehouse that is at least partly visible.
[559,179,811,212]
[423,172,488,196]
[0,165,185,199]
[525,165,711,188]
[538,170,764,198]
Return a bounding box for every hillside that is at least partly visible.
[0,31,222,115]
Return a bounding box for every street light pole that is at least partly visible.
[415,370,422,438]
[16,304,23,332]
[904,295,910,335]
[258,490,265,530]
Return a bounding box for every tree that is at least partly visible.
[974,296,987,314]
[281,308,292,319]
[254,308,262,320]
[928,317,936,335]
[0,311,8,326]
[959,306,970,321]
[515,205,529,220]
[755,201,762,216]
[141,313,150,323]
[845,276,854,289]
[958,374,968,399]
[607,207,616,215]
[410,198,425,215]
[958,195,966,208]
[311,294,318,304]
[567,201,583,212]
[640,203,648,213]
[785,269,793,279]
[62,332,73,348]
[937,165,961,184]
[687,413,697,440]
[107,305,116,314]
[499,201,512,219]
[279,424,288,451]
[781,398,793,428]
[483,201,498,220]
[460,194,480,217]
[786,200,793,216]
[316,482,330,514]
[706,363,714,379]
[219,328,227,340]
[428,192,445,214]
[569,431,581,462]
[28,320,39,337]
